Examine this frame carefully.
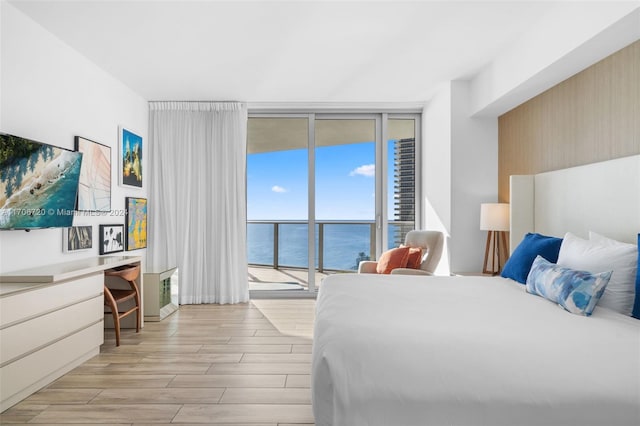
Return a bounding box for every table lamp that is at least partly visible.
[480,203,510,275]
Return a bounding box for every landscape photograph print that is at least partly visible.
[0,133,83,229]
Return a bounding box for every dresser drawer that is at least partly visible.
[0,321,103,410]
[0,295,103,365]
[0,273,103,327]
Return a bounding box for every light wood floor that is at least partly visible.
[0,300,316,425]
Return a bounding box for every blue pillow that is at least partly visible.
[633,233,640,319]
[501,233,563,284]
[526,256,611,316]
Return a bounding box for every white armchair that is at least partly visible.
[358,230,444,275]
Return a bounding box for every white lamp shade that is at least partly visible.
[480,203,510,231]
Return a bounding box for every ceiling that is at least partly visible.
[9,1,575,103]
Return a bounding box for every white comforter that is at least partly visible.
[312,274,640,426]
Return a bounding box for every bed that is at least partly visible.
[312,155,640,426]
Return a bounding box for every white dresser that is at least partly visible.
[0,256,142,412]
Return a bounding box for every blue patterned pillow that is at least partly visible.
[633,233,640,319]
[526,256,612,316]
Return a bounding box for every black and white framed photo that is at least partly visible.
[119,126,143,188]
[63,225,93,252]
[99,224,125,255]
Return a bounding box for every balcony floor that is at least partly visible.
[248,265,344,291]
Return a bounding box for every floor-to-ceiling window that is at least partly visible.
[247,112,420,296]
[387,118,417,249]
[247,117,310,291]
[315,118,377,274]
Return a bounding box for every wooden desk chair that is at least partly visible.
[104,264,141,346]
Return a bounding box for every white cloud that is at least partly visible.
[349,164,375,177]
[271,185,287,193]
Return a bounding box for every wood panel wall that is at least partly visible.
[498,40,640,202]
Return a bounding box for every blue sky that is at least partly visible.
[247,142,396,220]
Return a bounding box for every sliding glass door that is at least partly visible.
[247,113,420,295]
[247,117,310,291]
[315,117,377,277]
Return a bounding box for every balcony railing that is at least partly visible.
[247,220,414,273]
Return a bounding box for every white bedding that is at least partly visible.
[312,274,640,426]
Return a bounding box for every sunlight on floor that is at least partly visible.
[251,299,316,339]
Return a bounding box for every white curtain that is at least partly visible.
[148,101,248,304]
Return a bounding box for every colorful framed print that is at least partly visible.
[100,224,125,255]
[119,126,142,188]
[63,225,93,252]
[75,136,111,211]
[126,197,147,250]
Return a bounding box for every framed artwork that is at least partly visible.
[63,225,93,252]
[126,197,147,250]
[75,136,111,211]
[119,126,143,188]
[100,224,125,255]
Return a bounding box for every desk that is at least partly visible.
[0,255,141,412]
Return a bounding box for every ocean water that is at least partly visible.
[247,223,403,271]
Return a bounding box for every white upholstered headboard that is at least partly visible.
[510,154,640,252]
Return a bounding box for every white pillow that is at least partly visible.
[557,232,637,316]
[589,231,635,246]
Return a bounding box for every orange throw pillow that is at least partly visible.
[405,247,423,269]
[376,246,411,274]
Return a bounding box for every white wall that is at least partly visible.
[422,83,452,275]
[0,2,148,272]
[433,3,639,272]
[470,3,640,117]
[422,81,498,275]
[449,81,498,273]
